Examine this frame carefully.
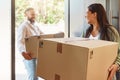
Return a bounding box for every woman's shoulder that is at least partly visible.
[107,25,120,41]
[107,25,119,34]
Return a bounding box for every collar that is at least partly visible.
[25,19,36,25]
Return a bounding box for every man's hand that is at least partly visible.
[107,64,119,80]
[22,52,32,60]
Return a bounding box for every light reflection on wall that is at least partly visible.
[0,0,11,79]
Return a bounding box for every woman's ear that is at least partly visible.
[94,12,97,17]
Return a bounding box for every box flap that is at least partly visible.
[43,37,118,49]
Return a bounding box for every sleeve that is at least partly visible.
[38,28,44,34]
[35,22,44,34]
[114,42,120,67]
[115,53,120,66]
[109,26,120,67]
[17,24,27,54]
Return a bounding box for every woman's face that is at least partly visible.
[85,9,96,24]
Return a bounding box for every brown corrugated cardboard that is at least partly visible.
[25,32,64,58]
[25,36,40,58]
[37,38,118,80]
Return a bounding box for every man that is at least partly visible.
[17,8,43,80]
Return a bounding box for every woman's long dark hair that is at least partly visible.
[85,3,112,41]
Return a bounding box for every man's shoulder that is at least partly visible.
[18,21,30,28]
[17,21,29,31]
[20,21,29,26]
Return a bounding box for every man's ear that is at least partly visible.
[24,12,27,17]
[24,14,27,17]
[24,11,28,17]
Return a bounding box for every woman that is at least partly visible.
[84,3,120,80]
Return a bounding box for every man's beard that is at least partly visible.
[28,18,35,23]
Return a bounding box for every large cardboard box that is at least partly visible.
[25,32,64,58]
[37,38,118,80]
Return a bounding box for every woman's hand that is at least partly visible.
[107,64,119,80]
[22,52,32,60]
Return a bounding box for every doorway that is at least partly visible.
[15,0,65,80]
[106,0,120,33]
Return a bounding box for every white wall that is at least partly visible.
[0,0,11,80]
[84,0,106,8]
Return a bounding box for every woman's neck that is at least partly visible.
[92,21,99,30]
[91,22,100,37]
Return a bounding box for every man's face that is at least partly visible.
[26,9,36,23]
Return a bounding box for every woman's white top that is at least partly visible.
[89,33,100,40]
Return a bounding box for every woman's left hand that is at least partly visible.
[107,64,119,80]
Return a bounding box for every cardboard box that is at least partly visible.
[36,38,118,80]
[25,32,64,58]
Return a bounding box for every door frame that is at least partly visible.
[11,0,15,80]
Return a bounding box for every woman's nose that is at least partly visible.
[85,13,87,18]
